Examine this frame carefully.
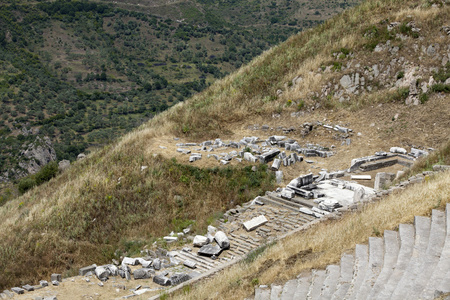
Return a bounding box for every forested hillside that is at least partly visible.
[0,0,360,193]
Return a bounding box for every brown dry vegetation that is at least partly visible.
[0,0,449,291]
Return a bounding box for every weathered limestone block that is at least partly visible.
[214,231,230,249]
[243,215,268,231]
[390,147,407,154]
[11,288,24,295]
[281,188,295,199]
[198,244,222,257]
[95,266,109,281]
[170,273,191,285]
[22,285,34,292]
[259,149,281,163]
[271,159,281,171]
[153,258,161,270]
[275,171,283,184]
[410,147,428,158]
[79,264,97,276]
[244,152,258,163]
[193,235,209,247]
[189,154,202,162]
[353,187,366,202]
[351,175,371,180]
[122,257,139,265]
[50,274,61,282]
[374,172,395,190]
[133,268,151,280]
[433,165,450,171]
[318,199,342,212]
[40,280,49,287]
[153,275,171,286]
[184,260,197,269]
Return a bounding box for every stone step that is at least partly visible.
[390,216,431,300]
[407,209,446,298]
[176,252,212,271]
[259,195,302,212]
[434,268,450,296]
[280,279,297,300]
[421,203,450,299]
[344,244,369,300]
[293,273,312,299]
[231,234,260,248]
[367,230,399,299]
[330,254,354,300]
[319,264,340,299]
[255,286,271,300]
[307,269,327,299]
[183,250,217,267]
[270,284,283,300]
[354,237,384,299]
[375,224,415,300]
[228,237,253,251]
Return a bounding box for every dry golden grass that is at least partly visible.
[175,170,450,300]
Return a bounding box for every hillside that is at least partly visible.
[0,0,360,192]
[0,0,449,296]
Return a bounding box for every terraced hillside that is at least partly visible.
[0,0,449,298]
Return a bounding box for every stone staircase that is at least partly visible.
[252,203,450,300]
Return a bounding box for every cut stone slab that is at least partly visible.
[281,188,295,199]
[133,268,151,280]
[79,264,97,276]
[351,175,372,180]
[374,172,395,190]
[22,285,34,292]
[50,274,61,282]
[163,236,178,242]
[95,266,109,281]
[390,147,407,154]
[153,258,161,270]
[271,159,281,171]
[40,280,48,287]
[243,215,268,231]
[153,275,171,286]
[170,273,192,285]
[184,260,197,269]
[122,257,139,265]
[11,288,24,295]
[193,235,208,247]
[214,231,230,249]
[275,171,283,184]
[198,244,222,257]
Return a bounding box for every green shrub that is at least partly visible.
[396,71,404,79]
[35,161,58,185]
[431,84,450,93]
[297,100,305,111]
[18,178,36,194]
[419,93,429,104]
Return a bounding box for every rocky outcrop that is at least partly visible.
[18,136,56,175]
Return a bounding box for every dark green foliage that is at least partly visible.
[419,93,429,104]
[430,84,450,93]
[18,178,36,194]
[35,161,58,185]
[433,62,450,83]
[17,161,59,194]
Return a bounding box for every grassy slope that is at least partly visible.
[0,0,449,290]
